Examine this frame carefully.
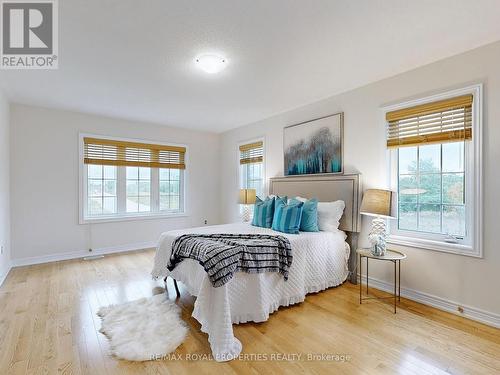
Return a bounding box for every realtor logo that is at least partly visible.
[1,0,58,69]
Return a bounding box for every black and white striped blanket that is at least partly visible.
[167,233,293,287]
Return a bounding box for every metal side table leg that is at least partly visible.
[393,260,397,314]
[398,260,401,302]
[359,254,362,304]
[366,256,369,294]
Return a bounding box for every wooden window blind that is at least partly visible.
[239,141,263,165]
[386,94,473,148]
[83,137,186,169]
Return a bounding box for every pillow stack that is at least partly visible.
[251,194,345,234]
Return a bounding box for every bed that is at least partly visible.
[151,174,361,361]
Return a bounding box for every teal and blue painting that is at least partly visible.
[284,114,343,176]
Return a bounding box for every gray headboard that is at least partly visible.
[269,173,362,283]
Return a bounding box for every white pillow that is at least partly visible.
[295,196,345,232]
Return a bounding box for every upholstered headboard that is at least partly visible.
[269,173,362,283]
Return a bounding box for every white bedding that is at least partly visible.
[151,222,350,361]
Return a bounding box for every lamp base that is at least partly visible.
[242,205,251,222]
[371,217,387,236]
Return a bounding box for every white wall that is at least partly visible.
[10,105,220,263]
[0,90,10,282]
[220,41,500,317]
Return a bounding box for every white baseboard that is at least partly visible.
[363,274,500,329]
[0,262,12,287]
[10,241,157,268]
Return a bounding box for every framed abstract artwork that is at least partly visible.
[283,112,344,176]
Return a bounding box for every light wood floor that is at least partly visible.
[1,250,499,375]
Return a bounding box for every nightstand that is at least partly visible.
[356,248,407,313]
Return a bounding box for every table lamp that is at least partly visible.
[239,188,256,222]
[360,189,396,255]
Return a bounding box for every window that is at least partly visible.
[239,140,264,198]
[81,135,186,222]
[126,167,151,213]
[397,143,466,236]
[87,164,117,216]
[159,168,181,211]
[386,85,482,257]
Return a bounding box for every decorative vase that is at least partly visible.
[371,242,386,256]
[368,232,386,257]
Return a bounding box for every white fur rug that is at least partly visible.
[97,293,188,361]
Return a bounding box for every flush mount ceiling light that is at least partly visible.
[194,54,228,74]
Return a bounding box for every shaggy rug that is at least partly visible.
[97,293,188,361]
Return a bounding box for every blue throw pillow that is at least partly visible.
[252,196,275,228]
[272,200,304,234]
[272,195,288,224]
[290,198,319,232]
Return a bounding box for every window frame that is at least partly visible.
[79,133,188,224]
[384,84,483,257]
[238,137,266,199]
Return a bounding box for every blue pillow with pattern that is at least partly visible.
[290,197,319,232]
[251,196,275,228]
[273,195,288,212]
[272,200,304,234]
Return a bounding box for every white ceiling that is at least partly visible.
[2,0,500,133]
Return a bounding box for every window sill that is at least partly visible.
[387,235,481,258]
[80,212,188,224]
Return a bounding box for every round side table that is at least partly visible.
[356,248,407,313]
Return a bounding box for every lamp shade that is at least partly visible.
[360,189,396,219]
[239,189,256,205]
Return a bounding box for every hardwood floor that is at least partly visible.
[1,249,499,375]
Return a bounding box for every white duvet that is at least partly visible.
[151,222,350,361]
